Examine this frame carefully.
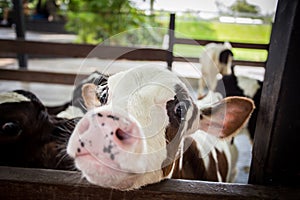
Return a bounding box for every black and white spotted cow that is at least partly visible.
[67,66,254,190]
[0,90,77,169]
[198,42,233,98]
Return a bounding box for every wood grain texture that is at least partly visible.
[0,38,267,67]
[0,39,168,61]
[249,0,300,185]
[173,56,266,67]
[0,69,86,85]
[174,38,269,50]
[0,166,299,200]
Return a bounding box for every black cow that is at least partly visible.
[0,90,78,169]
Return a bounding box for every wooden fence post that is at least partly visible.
[167,13,175,70]
[13,0,27,68]
[249,0,300,186]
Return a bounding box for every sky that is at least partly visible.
[133,0,278,15]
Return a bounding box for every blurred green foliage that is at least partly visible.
[65,0,163,45]
[230,0,260,14]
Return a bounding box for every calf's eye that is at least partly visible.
[1,122,22,137]
[174,101,188,120]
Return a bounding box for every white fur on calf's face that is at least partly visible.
[67,67,196,190]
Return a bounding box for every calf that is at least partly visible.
[198,42,233,98]
[0,90,77,170]
[67,66,254,190]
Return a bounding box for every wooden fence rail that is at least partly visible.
[0,69,86,85]
[174,38,269,50]
[0,166,299,200]
[173,56,266,67]
[0,34,268,84]
[0,39,169,61]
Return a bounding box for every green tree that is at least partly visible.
[230,0,260,14]
[65,0,157,44]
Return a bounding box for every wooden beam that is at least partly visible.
[173,57,266,67]
[12,0,28,68]
[174,38,269,50]
[249,0,300,185]
[0,39,168,61]
[0,69,86,85]
[0,166,299,200]
[0,39,267,67]
[232,60,266,67]
[0,39,94,57]
[167,13,176,70]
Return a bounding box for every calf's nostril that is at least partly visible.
[115,128,131,141]
[80,141,85,147]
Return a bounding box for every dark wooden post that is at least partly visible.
[249,0,300,186]
[13,0,27,68]
[167,13,175,70]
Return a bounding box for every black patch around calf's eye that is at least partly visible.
[1,122,22,137]
[174,100,189,121]
[166,96,191,128]
[166,84,193,128]
[166,98,180,128]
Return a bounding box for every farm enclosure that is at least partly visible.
[0,0,300,199]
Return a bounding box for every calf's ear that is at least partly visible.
[199,96,254,139]
[82,83,100,110]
